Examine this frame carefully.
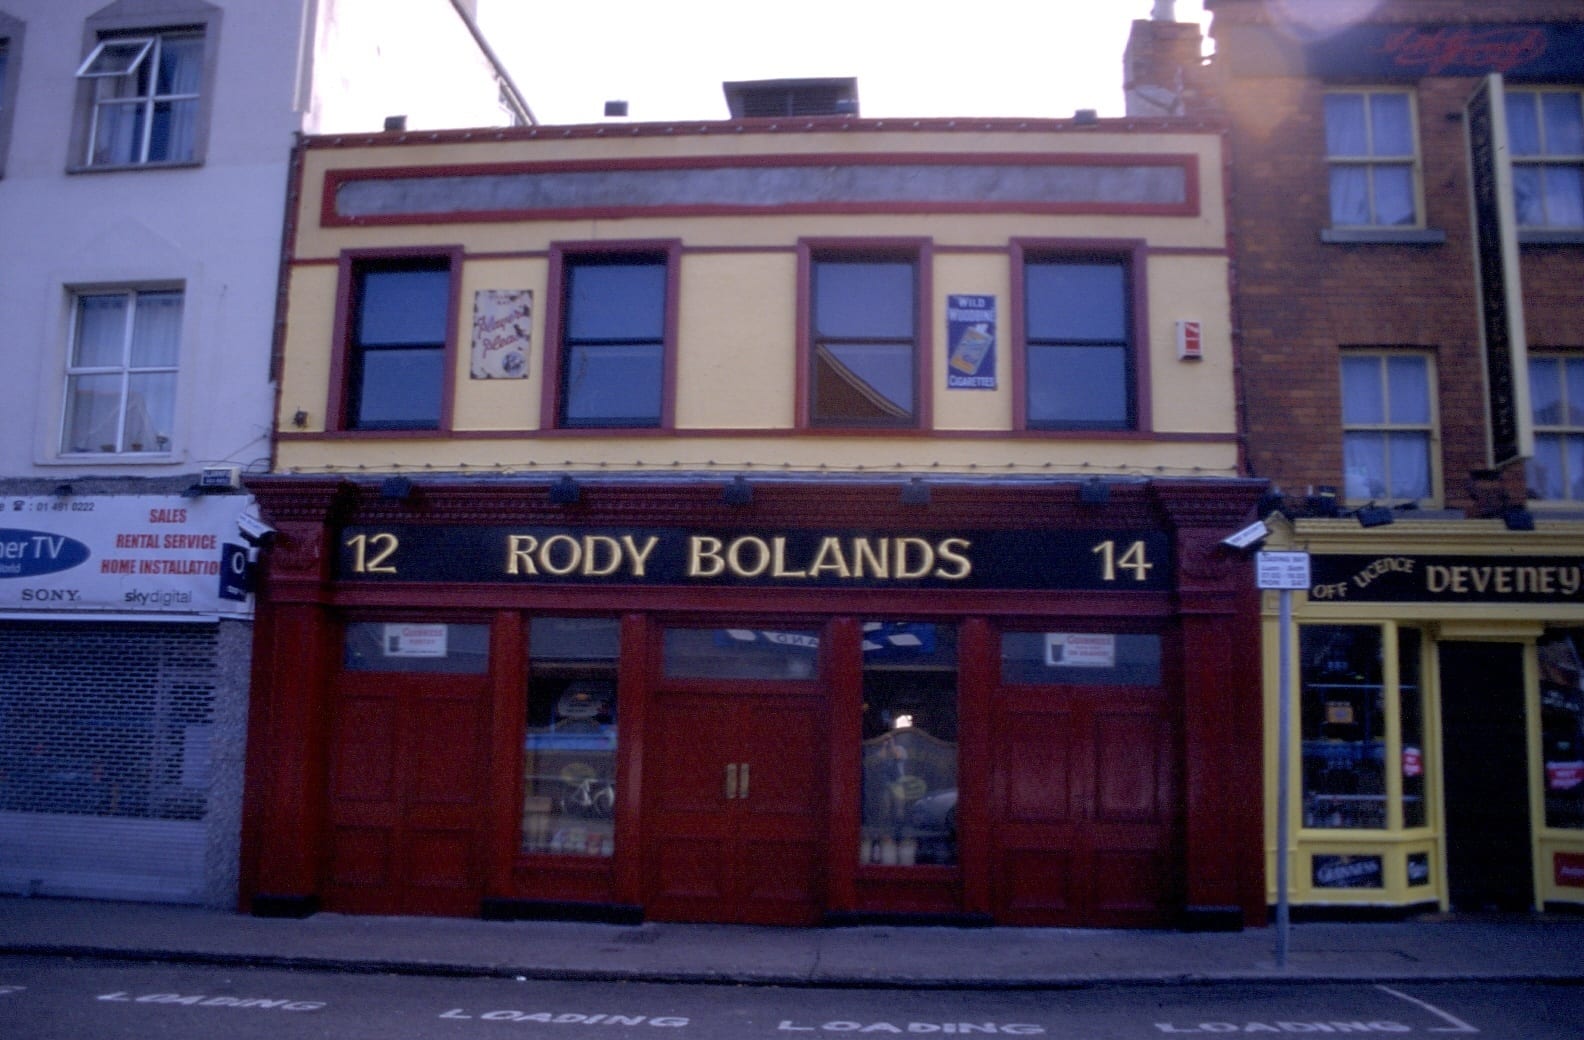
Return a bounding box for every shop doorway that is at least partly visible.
[1439,642,1533,912]
[988,631,1182,927]
[643,686,826,925]
[322,670,493,916]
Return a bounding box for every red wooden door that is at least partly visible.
[324,673,492,916]
[644,688,825,924]
[989,681,1182,927]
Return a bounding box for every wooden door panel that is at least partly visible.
[990,681,1181,927]
[645,688,824,924]
[1094,710,1168,822]
[1002,709,1077,822]
[325,675,492,916]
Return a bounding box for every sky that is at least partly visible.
[477,1,1214,127]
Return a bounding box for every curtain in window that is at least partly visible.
[151,36,201,162]
[62,292,179,454]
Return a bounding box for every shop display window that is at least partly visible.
[1540,631,1584,831]
[860,622,957,867]
[342,621,489,673]
[1399,628,1426,828]
[999,631,1161,686]
[523,618,619,857]
[1301,625,1387,829]
[662,627,820,680]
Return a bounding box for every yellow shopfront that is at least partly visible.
[1262,517,1584,914]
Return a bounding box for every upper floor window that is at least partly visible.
[1527,354,1584,503]
[1325,90,1420,228]
[1506,89,1584,230]
[549,247,673,429]
[339,256,455,431]
[1340,351,1435,504]
[1019,252,1135,431]
[0,12,23,178]
[62,288,181,456]
[76,29,203,167]
[806,248,923,428]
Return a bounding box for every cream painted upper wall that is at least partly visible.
[276,123,1239,478]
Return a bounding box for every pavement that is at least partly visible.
[5,897,1584,989]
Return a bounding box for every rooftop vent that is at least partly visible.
[723,77,859,119]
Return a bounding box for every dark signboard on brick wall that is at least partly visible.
[1466,75,1532,468]
[1219,23,1584,82]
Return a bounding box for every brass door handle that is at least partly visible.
[725,762,738,800]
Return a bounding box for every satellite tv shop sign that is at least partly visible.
[0,495,254,615]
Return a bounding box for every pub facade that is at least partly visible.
[242,104,1268,928]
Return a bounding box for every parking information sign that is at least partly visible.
[1257,551,1311,590]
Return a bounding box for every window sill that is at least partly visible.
[67,159,203,175]
[1518,229,1584,246]
[1320,227,1447,245]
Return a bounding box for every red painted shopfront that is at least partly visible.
[239,475,1267,928]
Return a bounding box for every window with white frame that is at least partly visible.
[1506,88,1584,230]
[1527,354,1584,503]
[1324,90,1420,228]
[62,289,182,456]
[1340,351,1435,504]
[75,28,203,167]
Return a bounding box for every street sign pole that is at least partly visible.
[1255,550,1309,970]
[1275,585,1293,968]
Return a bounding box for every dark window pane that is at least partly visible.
[1027,343,1129,426]
[1026,263,1126,340]
[566,261,666,341]
[563,343,663,425]
[354,347,443,428]
[358,267,450,346]
[813,342,913,422]
[814,261,914,338]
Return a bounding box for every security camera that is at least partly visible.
[237,512,277,546]
[1221,519,1269,550]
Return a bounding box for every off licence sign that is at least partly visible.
[1257,551,1311,590]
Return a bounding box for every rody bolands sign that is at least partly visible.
[0,495,254,614]
[339,525,1170,591]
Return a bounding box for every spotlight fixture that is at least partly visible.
[1354,504,1395,528]
[1502,506,1535,531]
[900,478,931,506]
[380,475,414,501]
[52,483,74,498]
[291,409,308,429]
[549,475,581,504]
[723,474,753,506]
[1079,476,1110,505]
[1305,486,1340,518]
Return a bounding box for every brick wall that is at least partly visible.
[1205,0,1584,512]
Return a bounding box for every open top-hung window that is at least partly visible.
[1020,253,1135,430]
[1324,89,1420,228]
[62,289,181,456]
[552,249,672,428]
[808,250,922,428]
[1506,88,1584,230]
[76,28,203,167]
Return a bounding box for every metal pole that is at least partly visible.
[1275,587,1293,968]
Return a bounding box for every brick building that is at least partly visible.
[1129,0,1584,913]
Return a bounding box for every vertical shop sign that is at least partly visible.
[946,295,996,389]
[471,289,532,379]
[1466,75,1533,467]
